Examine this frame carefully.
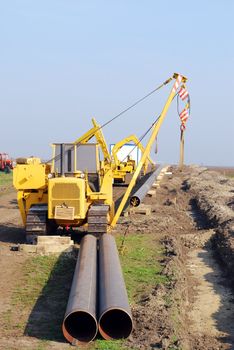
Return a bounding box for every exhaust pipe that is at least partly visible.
[98,234,133,340]
[62,235,98,344]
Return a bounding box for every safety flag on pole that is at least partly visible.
[179,108,189,131]
[180,108,189,123]
[178,86,189,100]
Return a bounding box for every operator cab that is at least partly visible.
[51,143,100,191]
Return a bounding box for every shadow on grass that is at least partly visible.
[24,251,77,343]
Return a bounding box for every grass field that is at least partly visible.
[206,166,234,177]
[2,233,167,350]
[0,171,13,194]
[0,171,13,185]
[117,233,168,303]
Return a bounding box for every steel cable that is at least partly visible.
[120,115,161,163]
[45,77,172,165]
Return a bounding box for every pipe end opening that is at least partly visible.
[99,309,133,340]
[130,196,140,207]
[63,311,97,343]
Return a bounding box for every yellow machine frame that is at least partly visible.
[111,135,155,182]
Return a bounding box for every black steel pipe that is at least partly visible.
[98,234,133,340]
[62,235,98,344]
[130,164,165,207]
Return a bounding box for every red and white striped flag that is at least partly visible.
[179,108,189,123]
[178,86,189,100]
[179,108,189,132]
[172,74,183,93]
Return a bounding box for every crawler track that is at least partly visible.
[25,205,48,242]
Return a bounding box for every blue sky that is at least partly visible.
[0,1,233,166]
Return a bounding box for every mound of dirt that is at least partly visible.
[185,167,234,286]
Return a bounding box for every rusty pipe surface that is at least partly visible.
[62,234,97,344]
[98,234,133,340]
[130,164,165,207]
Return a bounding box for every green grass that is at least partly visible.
[0,171,13,194]
[12,255,59,307]
[116,233,168,303]
[4,253,76,344]
[93,339,127,350]
[0,171,13,185]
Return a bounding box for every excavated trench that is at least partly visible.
[185,203,234,350]
[118,165,234,350]
[178,167,234,350]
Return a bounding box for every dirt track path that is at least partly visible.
[0,192,29,349]
[0,192,25,309]
[187,244,234,349]
[0,191,20,223]
[0,191,24,244]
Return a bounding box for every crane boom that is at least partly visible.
[74,117,112,164]
[91,118,112,163]
[111,73,187,227]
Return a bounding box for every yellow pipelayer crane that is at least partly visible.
[111,134,155,183]
[13,73,188,241]
[75,117,154,183]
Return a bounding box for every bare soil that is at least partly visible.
[0,192,26,320]
[0,166,234,349]
[116,165,234,349]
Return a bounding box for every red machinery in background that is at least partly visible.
[0,153,13,173]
